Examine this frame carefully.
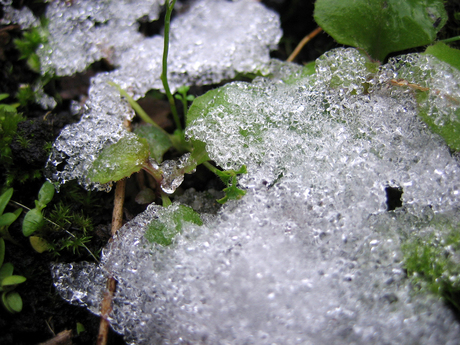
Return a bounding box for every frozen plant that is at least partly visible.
[45,0,460,344]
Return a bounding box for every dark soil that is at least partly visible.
[0,0,459,344]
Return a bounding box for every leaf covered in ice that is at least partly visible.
[144,204,203,246]
[88,134,150,184]
[314,0,447,61]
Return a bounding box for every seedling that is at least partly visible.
[22,181,55,237]
[0,238,26,313]
[92,1,247,207]
[0,188,22,244]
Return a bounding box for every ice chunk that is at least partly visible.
[53,49,460,344]
[0,2,39,28]
[45,0,282,190]
[37,0,163,76]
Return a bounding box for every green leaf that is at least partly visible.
[0,262,14,285]
[88,134,150,184]
[0,188,13,216]
[76,322,86,335]
[0,94,8,102]
[145,205,203,246]
[4,291,22,313]
[37,181,55,207]
[2,292,14,313]
[0,239,5,269]
[314,0,447,61]
[186,87,223,127]
[29,236,50,253]
[1,275,26,289]
[0,209,22,228]
[22,208,44,237]
[135,125,173,163]
[424,42,460,71]
[416,91,460,151]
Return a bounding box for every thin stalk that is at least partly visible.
[161,191,172,207]
[202,161,220,175]
[439,35,460,44]
[287,27,323,62]
[161,0,182,132]
[109,82,166,132]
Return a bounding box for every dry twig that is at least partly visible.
[287,27,323,62]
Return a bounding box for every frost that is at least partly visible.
[45,0,282,190]
[0,2,39,28]
[37,0,163,76]
[52,49,460,344]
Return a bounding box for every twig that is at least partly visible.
[287,27,323,62]
[38,329,72,345]
[96,178,126,345]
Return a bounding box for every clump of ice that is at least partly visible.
[52,49,460,344]
[37,0,163,76]
[0,1,39,28]
[45,79,135,191]
[45,0,282,189]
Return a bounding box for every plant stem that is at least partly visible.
[287,27,322,62]
[439,35,460,44]
[161,0,182,132]
[108,82,164,131]
[202,161,220,175]
[161,191,172,207]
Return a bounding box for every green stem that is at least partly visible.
[439,35,460,44]
[108,82,165,131]
[202,161,219,175]
[161,0,182,132]
[161,191,172,207]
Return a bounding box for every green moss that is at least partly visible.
[402,219,460,310]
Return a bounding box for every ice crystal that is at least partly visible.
[45,0,282,190]
[52,49,460,344]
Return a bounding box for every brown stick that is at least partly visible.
[96,178,126,345]
[38,330,72,345]
[287,27,323,62]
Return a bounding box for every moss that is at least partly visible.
[402,218,460,311]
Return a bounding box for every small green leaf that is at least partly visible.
[0,209,22,228]
[4,291,22,313]
[37,181,55,207]
[145,205,203,246]
[2,292,14,313]
[217,175,247,204]
[0,94,9,102]
[1,275,26,289]
[29,236,50,253]
[76,322,86,335]
[314,0,448,61]
[0,239,5,270]
[88,134,150,184]
[425,42,460,71]
[135,125,173,163]
[0,188,13,216]
[22,208,44,237]
[0,262,14,286]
